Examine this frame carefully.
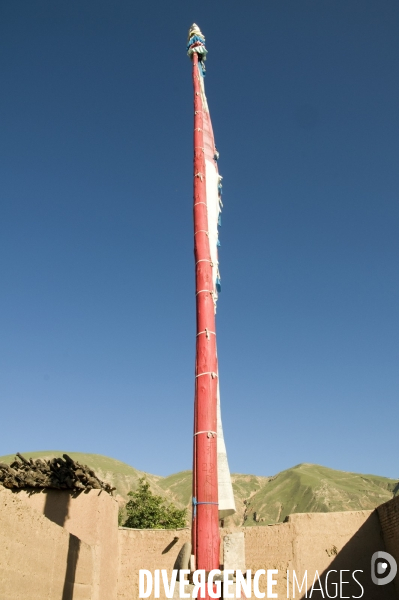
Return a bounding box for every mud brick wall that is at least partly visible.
[377,495,399,597]
[0,486,93,600]
[15,488,119,600]
[1,483,398,600]
[117,511,397,600]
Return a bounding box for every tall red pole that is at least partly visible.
[189,30,220,579]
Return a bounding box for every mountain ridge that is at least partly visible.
[0,451,396,527]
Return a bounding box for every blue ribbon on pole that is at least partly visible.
[192,497,219,519]
[198,61,206,78]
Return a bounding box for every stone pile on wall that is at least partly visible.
[0,453,115,493]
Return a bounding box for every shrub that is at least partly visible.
[123,477,187,529]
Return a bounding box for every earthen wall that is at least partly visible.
[0,487,93,600]
[1,485,398,600]
[377,495,399,597]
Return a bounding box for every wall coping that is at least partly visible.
[118,526,190,531]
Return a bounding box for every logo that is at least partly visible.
[371,551,397,586]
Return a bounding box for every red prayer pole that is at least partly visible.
[190,46,220,578]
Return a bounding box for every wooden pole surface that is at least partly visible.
[191,50,220,580]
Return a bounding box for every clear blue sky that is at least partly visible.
[1,1,398,479]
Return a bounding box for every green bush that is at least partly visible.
[122,477,187,529]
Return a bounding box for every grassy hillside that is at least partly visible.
[154,465,397,527]
[236,463,397,526]
[1,451,397,527]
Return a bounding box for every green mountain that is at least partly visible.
[233,463,397,526]
[1,452,397,527]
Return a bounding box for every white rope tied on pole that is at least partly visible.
[194,431,217,437]
[195,371,218,378]
[196,328,216,339]
[195,289,213,296]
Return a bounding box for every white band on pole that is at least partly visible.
[194,430,217,437]
[196,371,218,378]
